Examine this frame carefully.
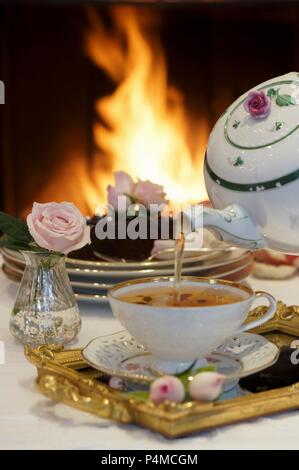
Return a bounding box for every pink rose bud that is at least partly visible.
[134,179,168,208]
[27,202,91,255]
[107,171,135,209]
[106,171,168,210]
[188,372,225,402]
[108,376,125,391]
[149,375,185,405]
[106,185,131,210]
[243,90,271,119]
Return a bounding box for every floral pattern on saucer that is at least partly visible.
[82,331,279,386]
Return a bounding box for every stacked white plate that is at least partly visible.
[1,247,253,305]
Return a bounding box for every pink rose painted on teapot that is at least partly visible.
[243,90,271,119]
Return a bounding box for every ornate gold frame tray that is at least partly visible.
[25,301,299,438]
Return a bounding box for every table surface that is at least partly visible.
[2,260,299,450]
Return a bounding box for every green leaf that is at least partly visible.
[275,121,284,131]
[177,365,216,389]
[0,212,32,243]
[276,94,296,106]
[126,391,149,401]
[0,235,30,251]
[233,156,244,167]
[267,88,277,98]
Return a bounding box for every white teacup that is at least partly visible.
[108,276,276,373]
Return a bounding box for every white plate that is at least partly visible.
[2,246,223,270]
[2,247,244,272]
[65,261,252,304]
[79,248,229,269]
[2,261,113,290]
[2,265,251,306]
[56,250,252,280]
[71,280,112,291]
[75,293,108,304]
[2,262,110,303]
[2,247,250,275]
[3,255,251,285]
[82,331,279,385]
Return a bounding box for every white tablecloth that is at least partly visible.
[1,260,299,450]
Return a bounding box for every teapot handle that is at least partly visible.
[182,204,266,250]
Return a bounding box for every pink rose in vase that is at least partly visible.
[244,90,271,119]
[27,201,91,255]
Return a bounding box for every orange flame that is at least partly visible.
[35,7,208,216]
[86,7,208,205]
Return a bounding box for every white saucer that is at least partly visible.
[82,331,279,387]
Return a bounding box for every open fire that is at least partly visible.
[39,6,208,215]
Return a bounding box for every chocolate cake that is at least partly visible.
[70,213,175,262]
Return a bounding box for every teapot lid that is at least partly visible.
[206,72,299,188]
[225,73,299,149]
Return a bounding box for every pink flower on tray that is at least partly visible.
[188,372,224,402]
[107,171,168,210]
[27,202,91,255]
[243,90,271,119]
[149,375,185,405]
[108,376,125,391]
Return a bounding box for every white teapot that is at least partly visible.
[190,72,299,253]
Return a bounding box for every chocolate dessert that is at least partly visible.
[70,171,173,262]
[70,212,174,262]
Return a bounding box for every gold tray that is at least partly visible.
[25,301,299,438]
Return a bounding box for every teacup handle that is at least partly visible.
[238,291,277,333]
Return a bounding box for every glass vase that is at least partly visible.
[9,251,81,346]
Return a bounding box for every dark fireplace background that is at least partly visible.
[1,1,299,216]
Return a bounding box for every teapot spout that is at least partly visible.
[183,204,266,250]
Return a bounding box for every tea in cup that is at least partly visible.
[108,276,276,371]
